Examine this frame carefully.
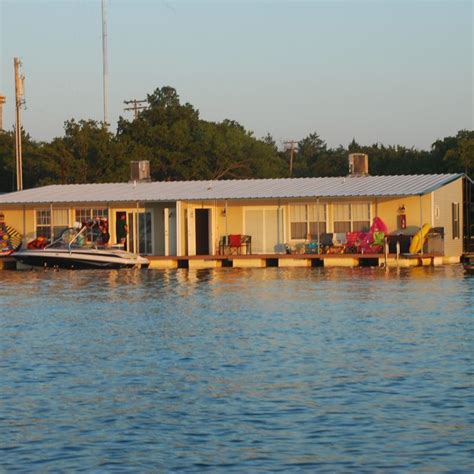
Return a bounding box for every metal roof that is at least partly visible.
[0,174,463,205]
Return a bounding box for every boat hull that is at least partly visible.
[13,249,149,270]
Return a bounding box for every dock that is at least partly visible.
[145,253,447,270]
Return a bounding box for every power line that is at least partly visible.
[0,94,5,131]
[124,99,148,119]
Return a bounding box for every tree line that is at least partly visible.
[0,86,472,192]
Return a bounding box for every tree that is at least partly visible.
[443,130,474,175]
[0,131,15,192]
[117,86,285,181]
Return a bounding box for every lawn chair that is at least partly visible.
[228,234,243,254]
[319,233,333,253]
[345,231,363,253]
[372,231,385,251]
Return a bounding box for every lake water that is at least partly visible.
[0,266,472,472]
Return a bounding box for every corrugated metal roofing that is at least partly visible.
[0,174,463,204]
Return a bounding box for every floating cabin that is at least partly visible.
[0,158,472,270]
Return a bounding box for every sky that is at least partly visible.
[0,0,472,150]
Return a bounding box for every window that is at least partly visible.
[308,204,327,237]
[452,202,460,239]
[290,204,326,240]
[333,204,351,233]
[36,210,51,239]
[35,209,69,239]
[290,205,307,239]
[75,208,108,241]
[352,203,370,232]
[333,203,370,233]
[52,209,69,239]
[75,208,108,224]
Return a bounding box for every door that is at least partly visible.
[115,211,128,250]
[195,209,210,255]
[138,212,153,255]
[245,208,284,253]
[164,208,177,256]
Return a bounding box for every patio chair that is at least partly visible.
[319,233,333,253]
[305,240,318,254]
[228,234,243,254]
[370,231,385,253]
[373,231,385,246]
[241,235,252,255]
[334,232,347,247]
[345,231,363,253]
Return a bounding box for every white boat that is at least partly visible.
[13,223,149,269]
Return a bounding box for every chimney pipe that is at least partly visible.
[348,153,369,176]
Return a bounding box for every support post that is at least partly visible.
[317,198,320,254]
[176,201,182,256]
[14,58,24,191]
[135,201,139,255]
[419,194,423,256]
[50,203,53,240]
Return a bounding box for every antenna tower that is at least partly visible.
[102,0,109,127]
[14,58,25,191]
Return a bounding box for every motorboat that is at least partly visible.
[13,223,149,269]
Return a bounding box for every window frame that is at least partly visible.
[74,208,109,242]
[35,208,71,240]
[452,202,460,239]
[35,209,51,239]
[289,203,327,240]
[333,202,371,233]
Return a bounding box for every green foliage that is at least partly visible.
[441,130,474,175]
[0,131,15,192]
[0,85,472,192]
[117,88,286,181]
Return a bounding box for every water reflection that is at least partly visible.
[0,265,472,471]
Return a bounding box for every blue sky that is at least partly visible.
[1,0,472,149]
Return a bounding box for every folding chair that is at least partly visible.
[228,234,242,254]
[319,233,333,253]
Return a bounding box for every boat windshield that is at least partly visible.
[46,222,98,250]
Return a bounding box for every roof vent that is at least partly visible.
[348,153,369,176]
[130,160,151,183]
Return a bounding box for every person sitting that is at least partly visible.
[97,226,110,246]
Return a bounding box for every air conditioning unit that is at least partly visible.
[130,160,151,182]
[348,153,369,176]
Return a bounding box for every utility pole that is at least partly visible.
[0,94,5,131]
[102,0,109,127]
[284,140,298,177]
[14,58,25,191]
[124,99,148,119]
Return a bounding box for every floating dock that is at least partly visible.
[1,253,457,271]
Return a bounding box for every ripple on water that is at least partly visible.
[0,266,472,471]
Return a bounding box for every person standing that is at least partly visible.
[116,214,128,250]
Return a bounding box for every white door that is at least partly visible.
[164,208,177,256]
[244,208,284,253]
